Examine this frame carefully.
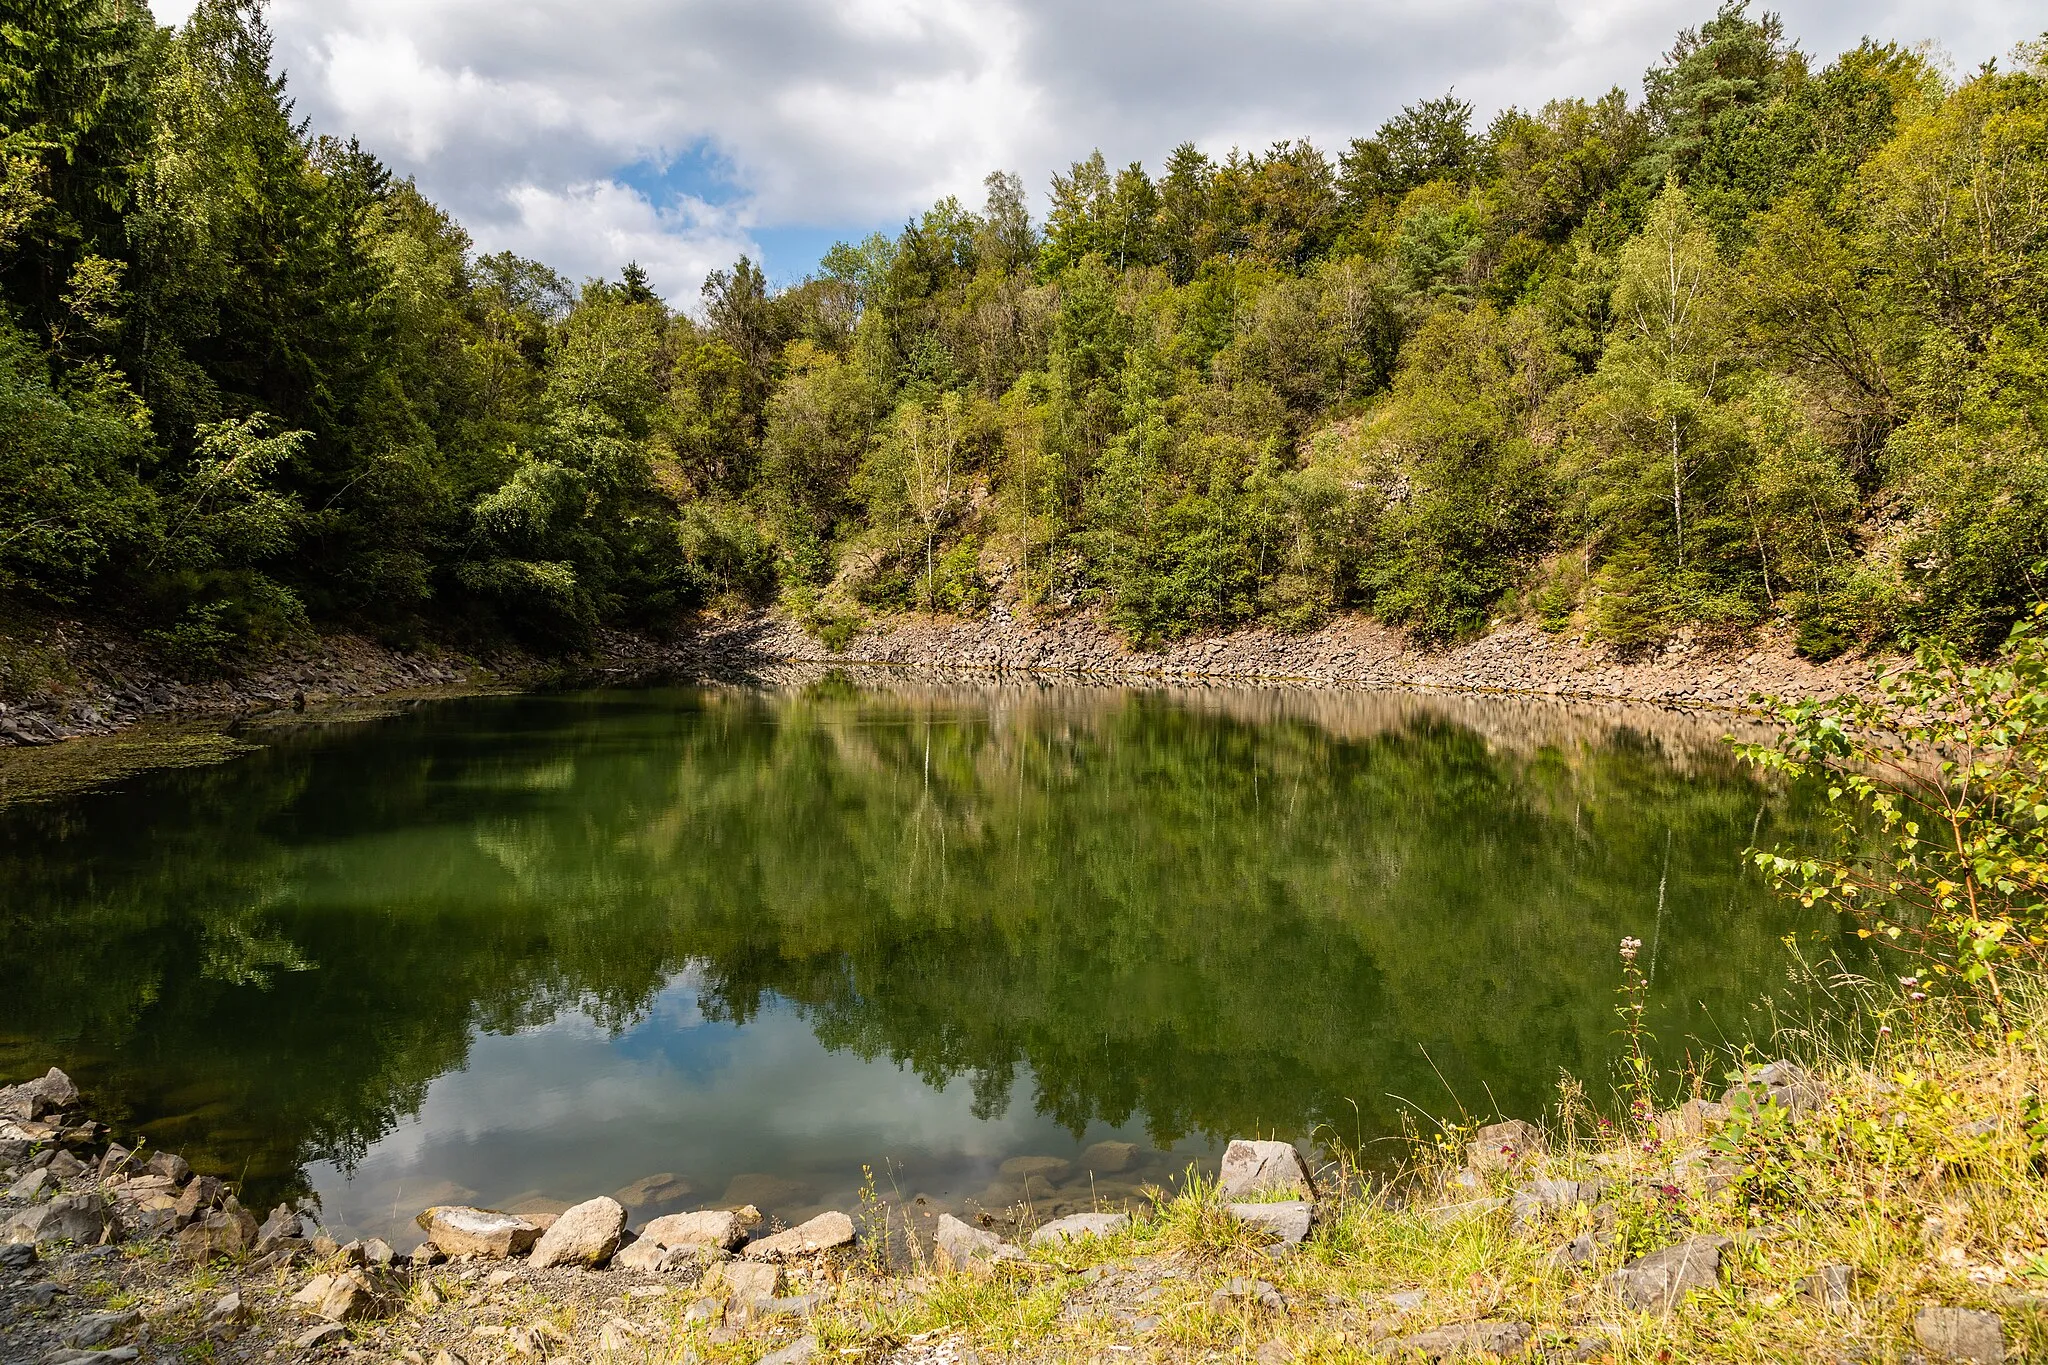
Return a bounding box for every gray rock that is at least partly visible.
[1028,1211,1130,1248]
[1549,1232,1598,1267]
[712,1260,782,1299]
[1209,1277,1286,1313]
[293,1322,349,1350]
[1802,1264,1855,1310]
[639,1208,748,1251]
[1224,1201,1313,1246]
[1607,1235,1731,1312]
[1655,1099,1732,1143]
[144,1152,191,1184]
[758,1335,817,1365]
[743,1211,856,1260]
[7,1167,54,1201]
[176,1198,256,1263]
[3,1193,115,1247]
[1913,1306,2005,1362]
[1217,1140,1314,1201]
[1388,1320,1532,1360]
[360,1237,395,1267]
[413,1206,541,1259]
[529,1195,626,1268]
[1511,1177,1601,1228]
[1466,1120,1546,1175]
[42,1351,139,1365]
[409,1240,445,1268]
[0,1241,36,1269]
[44,1150,87,1182]
[0,1068,79,1121]
[204,1290,251,1331]
[934,1213,1022,1273]
[61,1310,140,1348]
[312,1268,380,1322]
[1720,1059,1823,1115]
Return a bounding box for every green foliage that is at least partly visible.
[1,2,2045,661]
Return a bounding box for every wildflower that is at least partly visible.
[1878,1025,1892,1036]
[1619,936,1642,963]
[1911,991,1928,1002]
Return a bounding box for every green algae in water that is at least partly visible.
[0,681,1853,1243]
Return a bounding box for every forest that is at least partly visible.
[3,0,2046,666]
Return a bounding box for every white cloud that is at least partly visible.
[144,0,2046,303]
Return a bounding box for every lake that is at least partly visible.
[0,676,1849,1244]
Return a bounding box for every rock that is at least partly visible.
[173,1175,223,1221]
[409,1241,445,1268]
[7,1167,54,1200]
[3,1193,115,1246]
[1225,1201,1313,1246]
[293,1273,337,1308]
[934,1214,1023,1273]
[744,1211,856,1260]
[1720,1060,1823,1115]
[1607,1235,1731,1312]
[1801,1264,1855,1310]
[96,1145,140,1178]
[0,1241,35,1269]
[1655,1099,1732,1143]
[683,1296,724,1326]
[611,1173,694,1209]
[1081,1141,1139,1173]
[528,1195,626,1268]
[1388,1320,1532,1360]
[1913,1306,2005,1362]
[1218,1140,1314,1201]
[720,1173,815,1211]
[431,1351,467,1365]
[1550,1232,1598,1268]
[61,1309,141,1347]
[294,1321,349,1350]
[712,1260,782,1300]
[254,1204,302,1255]
[414,1206,541,1259]
[998,1155,1073,1182]
[176,1198,256,1263]
[45,1150,87,1181]
[611,1238,677,1273]
[639,1208,748,1251]
[204,1290,251,1331]
[743,1293,826,1323]
[1466,1120,1546,1175]
[144,1152,191,1184]
[758,1335,817,1365]
[1208,1277,1286,1313]
[1423,1198,1506,1227]
[360,1236,395,1267]
[2,1068,80,1119]
[43,1352,139,1365]
[1029,1211,1130,1247]
[1510,1177,1601,1228]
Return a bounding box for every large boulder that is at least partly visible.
[0,1068,80,1122]
[2,1192,116,1246]
[933,1214,1022,1274]
[743,1212,855,1260]
[528,1196,627,1269]
[639,1209,748,1252]
[1216,1140,1314,1201]
[1607,1235,1731,1312]
[1028,1212,1129,1248]
[415,1206,542,1259]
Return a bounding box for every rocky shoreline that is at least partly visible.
[6,1058,2032,1365]
[1,605,1885,754]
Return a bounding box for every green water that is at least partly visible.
[0,678,1849,1242]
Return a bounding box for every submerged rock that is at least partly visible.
[529,1196,627,1268]
[414,1206,542,1259]
[1217,1140,1314,1201]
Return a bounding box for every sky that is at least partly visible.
[144,0,2044,306]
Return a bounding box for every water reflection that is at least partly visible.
[0,678,1849,1241]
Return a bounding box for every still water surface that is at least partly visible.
[0,679,1849,1243]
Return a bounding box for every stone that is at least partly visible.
[758,1335,817,1365]
[294,1322,349,1350]
[1801,1264,1855,1310]
[1217,1140,1314,1201]
[61,1309,141,1347]
[1388,1320,1532,1360]
[1549,1232,1598,1268]
[611,1238,674,1273]
[933,1214,1022,1273]
[712,1259,782,1300]
[1423,1198,1506,1227]
[1913,1306,2005,1362]
[431,1352,467,1365]
[409,1241,445,1268]
[173,1175,223,1221]
[293,1273,338,1308]
[611,1173,694,1209]
[204,1291,251,1331]
[360,1237,395,1267]
[1720,1060,1824,1115]
[1607,1235,1731,1313]
[96,1145,137,1178]
[744,1211,856,1260]
[1029,1211,1130,1247]
[414,1206,541,1259]
[45,1149,87,1181]
[0,1241,35,1269]
[0,1068,80,1121]
[1466,1120,1546,1175]
[1655,1099,1732,1143]
[7,1166,54,1200]
[43,1352,139,1365]
[144,1152,191,1184]
[176,1199,256,1263]
[3,1193,115,1246]
[1082,1141,1140,1173]
[1225,1201,1313,1246]
[1208,1277,1286,1313]
[639,1208,748,1251]
[683,1296,724,1326]
[254,1204,302,1253]
[528,1195,627,1268]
